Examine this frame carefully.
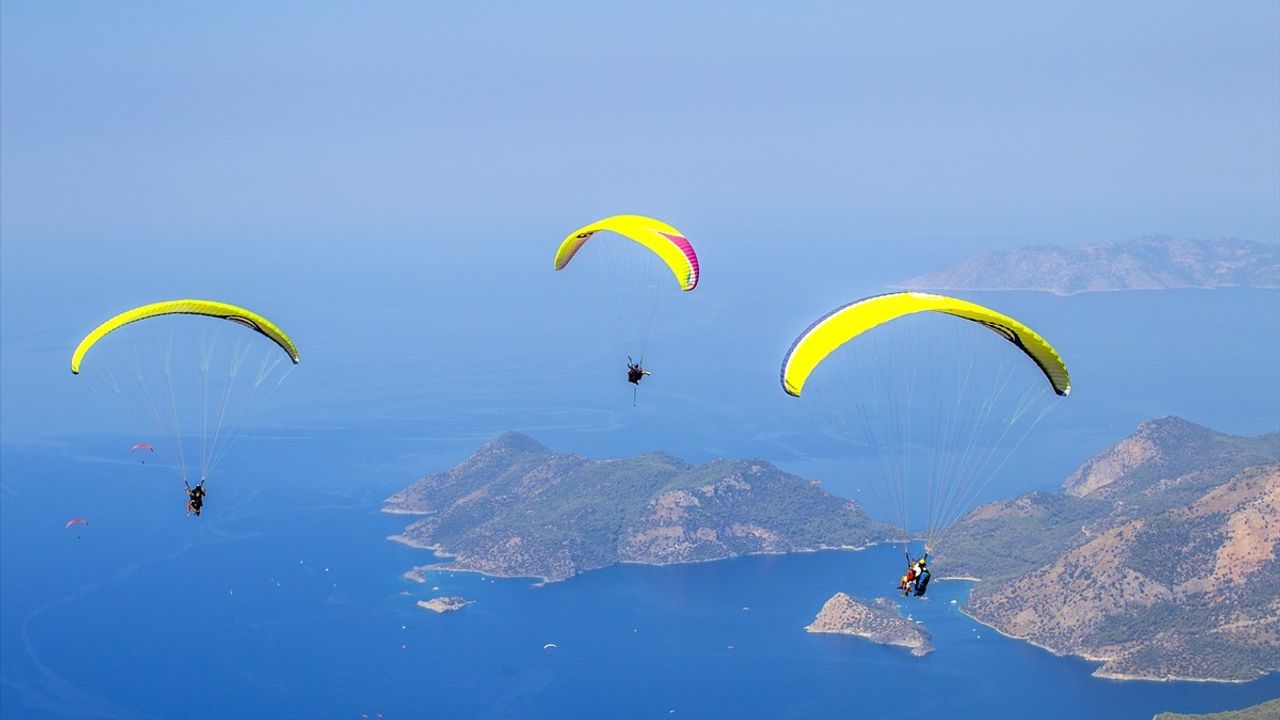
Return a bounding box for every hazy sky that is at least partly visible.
[3,2,1278,444]
[4,2,1277,244]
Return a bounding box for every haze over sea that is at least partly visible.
[3,3,1278,718]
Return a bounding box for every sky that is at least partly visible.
[2,1,1279,446]
[4,2,1278,241]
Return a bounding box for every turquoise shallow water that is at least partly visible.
[3,438,1277,720]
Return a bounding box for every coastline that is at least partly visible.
[804,623,933,657]
[957,608,1266,684]
[614,541,885,568]
[387,520,1272,684]
[390,536,891,587]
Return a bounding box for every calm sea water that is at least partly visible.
[4,287,1278,718]
[3,434,1277,720]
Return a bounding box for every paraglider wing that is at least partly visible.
[130,443,155,452]
[65,518,88,529]
[780,292,1070,398]
[553,215,700,291]
[70,299,300,374]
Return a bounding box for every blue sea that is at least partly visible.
[4,427,1278,720]
[3,285,1279,718]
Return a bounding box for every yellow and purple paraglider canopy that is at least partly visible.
[553,215,700,291]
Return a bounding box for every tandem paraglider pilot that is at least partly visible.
[899,553,931,597]
[186,481,207,517]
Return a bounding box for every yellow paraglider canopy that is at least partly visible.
[71,299,299,374]
[780,292,1070,398]
[553,215,700,291]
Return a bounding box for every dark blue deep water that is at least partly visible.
[3,433,1277,720]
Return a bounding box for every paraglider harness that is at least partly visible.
[899,550,931,597]
[627,356,651,406]
[626,356,650,385]
[185,480,207,517]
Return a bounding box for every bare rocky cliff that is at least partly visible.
[945,418,1280,681]
[968,464,1280,679]
[1064,417,1280,505]
[947,417,1280,676]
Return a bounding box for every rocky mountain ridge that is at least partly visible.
[942,417,1280,681]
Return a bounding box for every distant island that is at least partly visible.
[896,236,1279,295]
[941,417,1280,682]
[384,432,896,583]
[1154,698,1280,720]
[417,596,471,613]
[805,593,933,656]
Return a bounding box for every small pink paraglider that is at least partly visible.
[131,443,155,463]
